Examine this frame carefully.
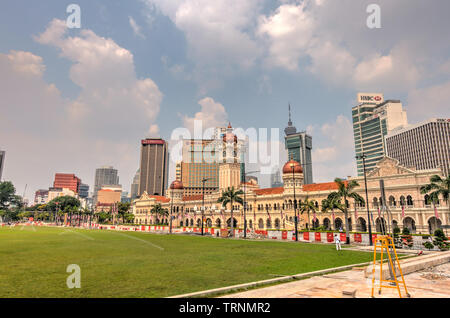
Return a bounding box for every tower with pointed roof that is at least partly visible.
[284,104,313,185]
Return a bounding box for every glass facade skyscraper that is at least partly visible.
[352,93,408,176]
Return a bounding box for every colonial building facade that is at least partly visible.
[133,152,448,235]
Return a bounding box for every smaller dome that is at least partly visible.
[282,159,303,174]
[170,180,184,190]
[223,132,237,143]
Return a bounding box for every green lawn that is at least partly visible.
[1,226,375,297]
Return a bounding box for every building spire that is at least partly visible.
[288,103,292,126]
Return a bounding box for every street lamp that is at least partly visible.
[201,178,213,236]
[243,170,259,238]
[356,153,373,246]
[292,165,298,242]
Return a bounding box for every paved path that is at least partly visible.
[223,262,450,298]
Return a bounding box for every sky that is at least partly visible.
[1,0,450,202]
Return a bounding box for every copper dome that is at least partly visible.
[170,180,184,190]
[282,159,303,174]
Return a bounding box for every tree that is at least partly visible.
[150,203,168,224]
[217,186,243,237]
[46,196,81,212]
[420,174,450,226]
[298,197,317,230]
[327,178,365,244]
[118,202,131,223]
[0,181,22,210]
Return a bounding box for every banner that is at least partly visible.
[401,205,405,218]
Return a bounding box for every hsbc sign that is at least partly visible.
[357,93,384,104]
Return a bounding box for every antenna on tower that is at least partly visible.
[288,103,292,125]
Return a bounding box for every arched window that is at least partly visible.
[424,194,431,206]
[315,201,319,209]
[389,196,396,207]
[258,218,264,229]
[407,195,413,206]
[266,218,272,229]
[400,196,406,206]
[215,218,221,227]
[275,218,280,229]
[373,197,378,208]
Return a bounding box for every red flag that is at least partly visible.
[313,211,317,222]
[331,209,335,222]
[377,206,381,218]
[434,205,440,219]
[401,205,405,218]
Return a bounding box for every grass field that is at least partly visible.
[0,226,376,297]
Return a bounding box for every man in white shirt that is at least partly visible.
[334,234,341,251]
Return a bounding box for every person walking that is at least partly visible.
[334,233,342,251]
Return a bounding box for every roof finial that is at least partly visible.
[227,122,232,129]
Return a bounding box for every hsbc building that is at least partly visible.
[352,93,408,176]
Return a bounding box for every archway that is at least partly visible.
[376,217,387,233]
[215,218,221,228]
[323,218,331,230]
[206,218,212,227]
[258,218,264,229]
[196,219,201,227]
[190,219,194,226]
[356,217,367,232]
[266,218,272,229]
[312,218,319,229]
[334,218,343,230]
[428,217,442,234]
[226,218,238,228]
[275,218,280,229]
[403,217,416,233]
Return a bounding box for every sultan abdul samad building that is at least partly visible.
[132,125,448,235]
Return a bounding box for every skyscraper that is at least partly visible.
[139,138,168,196]
[284,104,313,184]
[352,93,408,176]
[78,183,89,199]
[385,118,450,176]
[270,168,283,188]
[53,173,81,193]
[93,166,119,203]
[0,150,4,181]
[130,169,140,200]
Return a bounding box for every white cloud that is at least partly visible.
[35,19,163,137]
[407,81,450,122]
[129,16,145,38]
[1,19,164,201]
[181,97,228,136]
[311,115,356,182]
[258,2,314,70]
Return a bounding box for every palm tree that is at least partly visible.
[420,174,450,232]
[150,203,165,224]
[217,186,244,237]
[321,194,343,230]
[328,178,365,244]
[299,197,317,230]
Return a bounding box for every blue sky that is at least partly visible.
[1,0,450,201]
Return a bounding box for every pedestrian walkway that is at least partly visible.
[224,260,450,298]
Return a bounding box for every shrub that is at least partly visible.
[433,228,450,250]
[423,241,434,250]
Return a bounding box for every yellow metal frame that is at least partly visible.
[371,235,409,298]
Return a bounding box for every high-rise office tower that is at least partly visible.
[78,183,89,199]
[270,168,283,188]
[0,150,5,181]
[385,118,450,176]
[181,124,244,196]
[352,93,408,176]
[139,138,168,196]
[93,166,119,202]
[284,105,313,184]
[130,169,140,200]
[53,173,81,193]
[175,162,182,181]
